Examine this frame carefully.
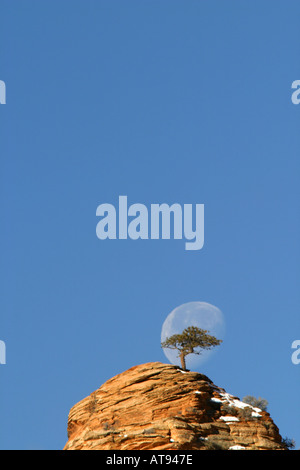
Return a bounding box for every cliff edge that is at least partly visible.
[63,362,285,450]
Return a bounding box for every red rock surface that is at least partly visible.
[63,362,285,450]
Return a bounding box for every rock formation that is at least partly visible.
[63,362,286,450]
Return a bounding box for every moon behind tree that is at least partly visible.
[161,301,225,370]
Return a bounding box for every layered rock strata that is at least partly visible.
[64,362,285,450]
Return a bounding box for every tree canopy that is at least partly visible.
[161,325,222,370]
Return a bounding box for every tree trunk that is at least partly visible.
[180,352,186,370]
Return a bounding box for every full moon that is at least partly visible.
[161,301,225,370]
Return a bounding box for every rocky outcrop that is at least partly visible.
[63,362,285,450]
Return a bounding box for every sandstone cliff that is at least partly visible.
[63,362,285,450]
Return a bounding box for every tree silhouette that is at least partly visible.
[161,326,222,370]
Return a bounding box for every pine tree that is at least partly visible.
[161,326,222,370]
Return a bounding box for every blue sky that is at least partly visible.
[0,1,299,450]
